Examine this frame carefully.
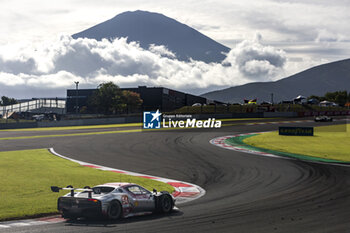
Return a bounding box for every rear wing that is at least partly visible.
[51,185,93,198]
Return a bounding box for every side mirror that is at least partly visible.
[51,186,60,192]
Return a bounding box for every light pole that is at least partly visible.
[74,81,79,114]
[271,93,274,104]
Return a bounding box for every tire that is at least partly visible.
[107,201,122,220]
[158,194,174,213]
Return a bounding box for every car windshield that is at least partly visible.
[126,185,151,195]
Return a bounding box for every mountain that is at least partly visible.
[72,10,230,63]
[201,59,350,103]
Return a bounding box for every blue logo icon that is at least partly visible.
[143,110,162,129]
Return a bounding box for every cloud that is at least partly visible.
[0,35,290,97]
[315,29,347,43]
[148,44,176,59]
[223,34,286,80]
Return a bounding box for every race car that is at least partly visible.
[51,182,175,220]
[314,115,333,122]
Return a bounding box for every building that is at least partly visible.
[66,86,207,114]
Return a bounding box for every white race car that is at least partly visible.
[51,182,175,220]
[314,115,333,122]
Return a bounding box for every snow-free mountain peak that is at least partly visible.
[72,10,230,63]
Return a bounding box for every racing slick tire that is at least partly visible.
[107,201,122,220]
[158,194,174,213]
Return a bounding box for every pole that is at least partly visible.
[74,81,79,114]
[271,93,274,104]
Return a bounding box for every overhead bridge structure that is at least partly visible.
[1,99,66,116]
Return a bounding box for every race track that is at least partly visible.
[2,118,350,233]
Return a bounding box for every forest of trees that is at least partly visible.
[308,91,350,106]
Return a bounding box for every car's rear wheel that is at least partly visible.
[107,201,122,220]
[158,194,174,213]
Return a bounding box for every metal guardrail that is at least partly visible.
[1,99,66,116]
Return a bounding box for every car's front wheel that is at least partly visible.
[107,201,122,220]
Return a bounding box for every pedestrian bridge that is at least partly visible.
[1,99,66,116]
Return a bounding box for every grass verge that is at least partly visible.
[0,122,142,132]
[242,124,350,162]
[0,149,174,221]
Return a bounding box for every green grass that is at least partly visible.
[0,129,144,140]
[0,122,142,132]
[0,149,174,221]
[243,124,350,162]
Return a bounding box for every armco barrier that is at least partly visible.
[0,116,142,129]
[37,116,142,127]
[298,111,350,117]
[0,122,38,129]
[192,112,263,120]
[263,112,297,118]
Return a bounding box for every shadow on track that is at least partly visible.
[63,209,183,228]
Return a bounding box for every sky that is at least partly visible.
[0,0,349,98]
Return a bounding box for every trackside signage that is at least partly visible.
[279,127,314,136]
[143,110,221,129]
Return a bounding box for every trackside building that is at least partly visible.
[66,86,207,114]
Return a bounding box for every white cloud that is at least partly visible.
[223,35,286,80]
[0,1,348,98]
[0,35,293,97]
[148,44,176,59]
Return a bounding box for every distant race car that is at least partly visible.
[51,182,175,220]
[314,115,333,122]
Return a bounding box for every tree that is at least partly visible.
[308,91,349,106]
[325,91,347,106]
[121,90,143,112]
[89,82,123,114]
[87,82,144,114]
[0,96,18,106]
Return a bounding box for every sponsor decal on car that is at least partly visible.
[122,195,129,204]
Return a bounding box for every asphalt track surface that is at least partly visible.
[1,118,350,233]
